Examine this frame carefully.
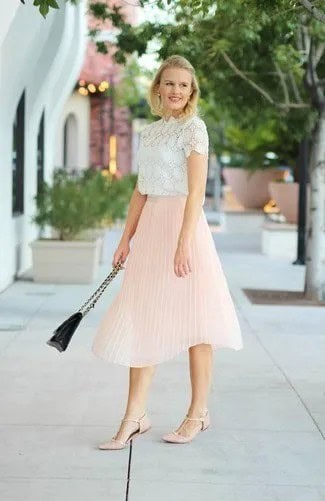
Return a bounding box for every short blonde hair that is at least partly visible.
[148,55,200,120]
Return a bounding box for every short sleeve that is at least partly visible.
[183,118,209,158]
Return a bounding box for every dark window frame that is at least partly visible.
[12,91,25,216]
[37,111,45,194]
[63,117,68,168]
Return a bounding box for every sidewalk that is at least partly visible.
[1,214,325,501]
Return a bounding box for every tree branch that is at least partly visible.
[221,51,309,110]
[307,38,325,106]
[221,51,276,106]
[274,61,290,109]
[299,0,325,24]
[296,24,304,54]
[284,103,311,108]
[315,42,325,67]
[302,24,311,61]
[289,70,303,102]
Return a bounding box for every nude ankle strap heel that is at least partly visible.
[162,409,210,444]
[98,412,151,450]
[122,412,151,434]
[184,409,210,431]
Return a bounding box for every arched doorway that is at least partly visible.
[63,113,78,169]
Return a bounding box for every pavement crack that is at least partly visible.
[125,439,133,500]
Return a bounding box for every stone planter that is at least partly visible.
[223,167,288,209]
[30,238,101,284]
[262,221,325,261]
[76,228,108,263]
[268,182,299,224]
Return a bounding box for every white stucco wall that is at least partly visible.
[0,0,87,292]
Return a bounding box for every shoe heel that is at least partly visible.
[98,412,151,450]
[139,414,151,434]
[202,410,210,431]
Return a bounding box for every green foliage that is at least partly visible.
[105,173,137,224]
[88,2,111,21]
[30,0,73,18]
[33,169,97,240]
[210,113,295,172]
[33,168,134,240]
[114,57,152,120]
[221,106,313,171]
[26,0,80,18]
[95,41,108,55]
[226,120,278,155]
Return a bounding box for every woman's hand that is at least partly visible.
[112,236,130,269]
[174,240,192,278]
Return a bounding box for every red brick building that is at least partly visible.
[78,1,138,175]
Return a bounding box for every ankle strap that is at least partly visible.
[122,412,146,423]
[185,410,208,422]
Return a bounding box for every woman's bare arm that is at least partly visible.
[177,151,208,246]
[120,184,148,243]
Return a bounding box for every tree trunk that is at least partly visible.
[304,108,325,301]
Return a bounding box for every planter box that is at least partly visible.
[30,238,101,284]
[76,228,108,263]
[224,211,265,233]
[269,182,299,224]
[262,222,325,261]
[223,167,288,209]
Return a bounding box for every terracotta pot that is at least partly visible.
[269,182,299,223]
[223,167,288,209]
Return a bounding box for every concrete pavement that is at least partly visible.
[0,216,325,501]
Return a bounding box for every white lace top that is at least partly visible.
[136,114,209,200]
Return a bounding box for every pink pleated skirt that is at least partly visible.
[92,195,243,367]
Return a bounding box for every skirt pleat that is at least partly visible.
[92,195,243,367]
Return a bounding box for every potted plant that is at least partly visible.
[30,168,108,283]
[75,170,137,262]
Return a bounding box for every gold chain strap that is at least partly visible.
[78,261,123,317]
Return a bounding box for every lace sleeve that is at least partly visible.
[183,118,209,158]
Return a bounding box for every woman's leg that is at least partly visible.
[113,365,156,442]
[175,343,213,437]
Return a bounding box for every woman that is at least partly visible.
[92,55,243,449]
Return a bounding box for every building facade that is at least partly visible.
[0,1,87,292]
[55,0,138,177]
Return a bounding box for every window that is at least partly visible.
[63,113,78,169]
[37,111,45,194]
[12,91,25,215]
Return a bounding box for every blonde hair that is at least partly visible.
[148,55,200,120]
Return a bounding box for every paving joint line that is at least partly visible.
[125,440,133,500]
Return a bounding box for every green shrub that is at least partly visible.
[32,168,135,241]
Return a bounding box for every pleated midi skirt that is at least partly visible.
[92,195,243,367]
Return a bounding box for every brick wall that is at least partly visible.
[80,0,137,173]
